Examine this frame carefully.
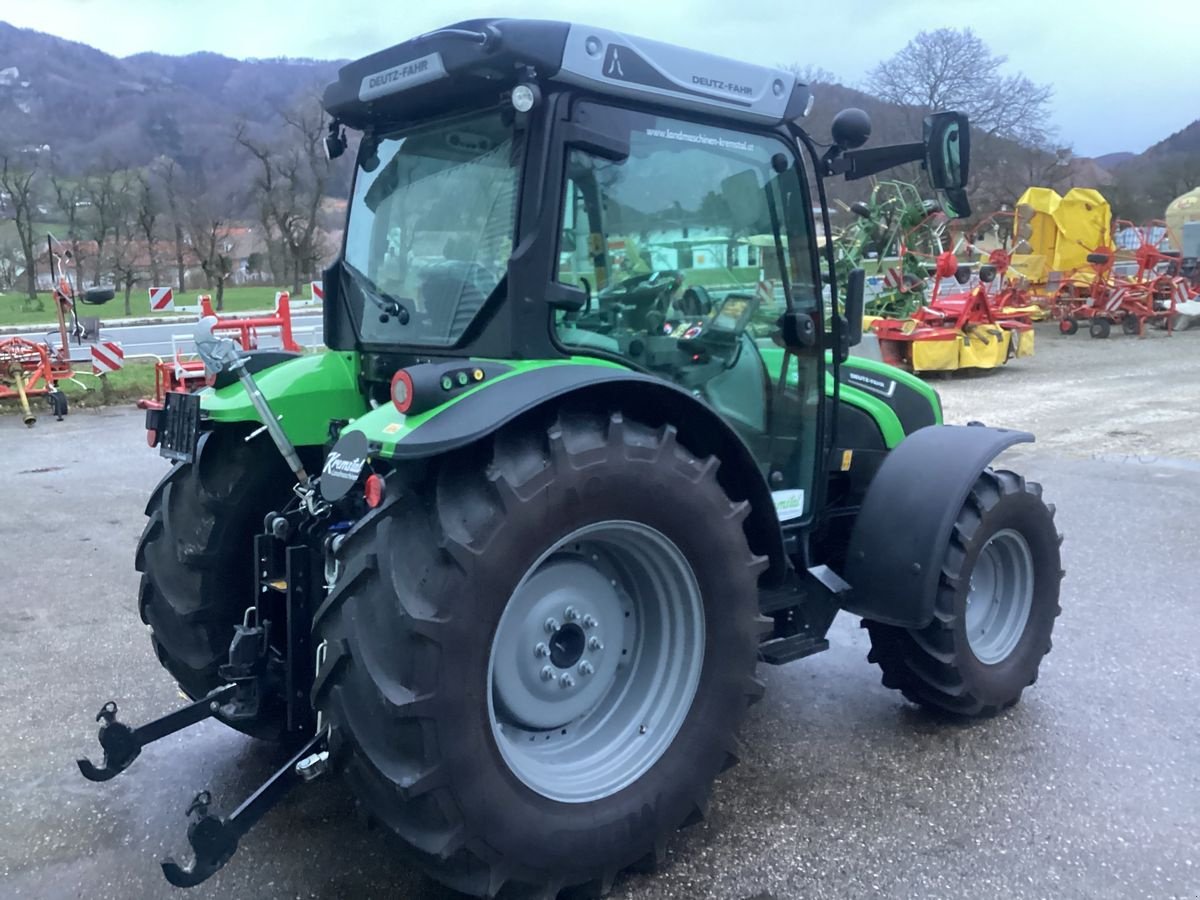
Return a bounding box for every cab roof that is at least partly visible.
[323,18,812,130]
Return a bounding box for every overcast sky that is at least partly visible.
[3,0,1197,156]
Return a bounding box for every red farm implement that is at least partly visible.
[140,291,304,408]
[869,211,1036,373]
[1054,221,1192,338]
[0,237,90,425]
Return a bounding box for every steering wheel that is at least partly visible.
[599,270,682,333]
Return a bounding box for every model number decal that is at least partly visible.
[846,370,897,398]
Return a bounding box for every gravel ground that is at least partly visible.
[1,331,1198,900]
[935,322,1200,461]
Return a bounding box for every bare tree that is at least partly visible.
[236,94,333,293]
[0,153,42,307]
[156,158,190,291]
[0,238,21,291]
[49,163,89,288]
[186,193,236,310]
[108,194,143,316]
[134,172,161,286]
[867,29,1053,145]
[782,62,839,85]
[85,169,124,287]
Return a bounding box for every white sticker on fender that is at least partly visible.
[772,489,806,521]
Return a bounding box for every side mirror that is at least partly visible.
[841,267,865,360]
[923,112,971,218]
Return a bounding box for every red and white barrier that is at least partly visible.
[148,286,174,311]
[310,280,324,302]
[91,341,125,374]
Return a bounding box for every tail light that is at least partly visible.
[364,473,384,508]
[391,369,414,413]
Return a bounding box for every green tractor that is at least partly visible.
[79,19,1062,897]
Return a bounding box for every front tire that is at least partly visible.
[865,469,1062,716]
[313,409,767,897]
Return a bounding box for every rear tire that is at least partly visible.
[1059,317,1078,335]
[1122,316,1140,335]
[135,428,294,738]
[865,470,1062,717]
[313,409,767,898]
[1089,317,1111,339]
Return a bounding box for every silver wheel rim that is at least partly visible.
[487,520,705,803]
[964,528,1034,664]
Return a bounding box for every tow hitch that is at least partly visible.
[78,317,340,886]
[159,729,328,887]
[76,686,238,782]
[76,528,326,886]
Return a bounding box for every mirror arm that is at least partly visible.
[836,141,924,181]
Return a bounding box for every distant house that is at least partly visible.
[641,227,760,271]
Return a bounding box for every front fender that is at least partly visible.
[342,358,787,586]
[841,424,1033,627]
[201,351,366,446]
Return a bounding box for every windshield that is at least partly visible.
[344,109,519,346]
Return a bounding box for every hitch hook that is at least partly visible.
[157,729,328,888]
[77,685,236,782]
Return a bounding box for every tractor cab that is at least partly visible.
[321,18,971,523]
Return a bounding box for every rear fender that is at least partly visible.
[341,360,787,585]
[201,351,366,447]
[841,424,1033,627]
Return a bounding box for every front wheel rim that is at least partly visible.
[487,520,705,803]
[964,528,1035,665]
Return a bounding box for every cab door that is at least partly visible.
[552,101,825,523]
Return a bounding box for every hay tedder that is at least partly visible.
[0,237,96,425]
[1055,220,1195,338]
[834,180,946,319]
[868,211,1036,372]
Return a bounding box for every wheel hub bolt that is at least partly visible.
[578,660,594,676]
[564,606,579,621]
[582,614,598,630]
[534,642,550,658]
[559,673,575,689]
[540,666,555,682]
[588,636,604,651]
[544,617,560,634]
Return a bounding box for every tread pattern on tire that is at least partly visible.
[864,469,1063,717]
[135,429,292,736]
[314,409,766,899]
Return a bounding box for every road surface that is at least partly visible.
[1,385,1197,898]
[4,313,324,362]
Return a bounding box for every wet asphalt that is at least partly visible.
[0,408,1196,900]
